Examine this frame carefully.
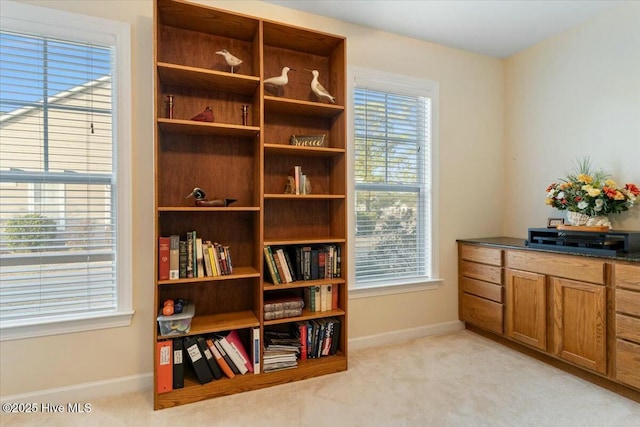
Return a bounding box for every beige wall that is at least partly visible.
[504,2,640,237]
[2,0,500,397]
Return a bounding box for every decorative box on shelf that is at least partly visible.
[526,227,640,256]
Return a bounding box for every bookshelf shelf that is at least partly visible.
[264,194,345,200]
[154,0,347,410]
[264,237,346,246]
[264,143,345,157]
[157,62,260,94]
[263,308,346,326]
[157,207,260,213]
[157,266,261,285]
[263,278,346,291]
[157,119,260,138]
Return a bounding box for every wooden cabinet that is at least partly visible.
[153,0,347,409]
[458,245,503,334]
[505,269,546,350]
[551,277,606,374]
[460,241,640,397]
[615,263,640,389]
[504,250,606,373]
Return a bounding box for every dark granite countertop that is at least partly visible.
[457,237,640,263]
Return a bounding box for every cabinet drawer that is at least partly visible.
[616,263,640,291]
[460,260,502,284]
[461,277,502,302]
[460,245,502,266]
[616,314,640,344]
[506,250,605,285]
[616,289,640,317]
[461,293,503,335]
[616,339,640,390]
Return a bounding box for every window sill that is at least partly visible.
[0,310,135,341]
[349,278,443,299]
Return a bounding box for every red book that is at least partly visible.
[295,322,308,360]
[224,330,253,373]
[158,237,170,280]
[156,340,173,394]
[332,285,338,310]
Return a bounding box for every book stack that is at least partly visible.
[264,292,304,321]
[263,329,300,372]
[158,232,233,280]
[264,244,341,285]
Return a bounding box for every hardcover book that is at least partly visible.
[169,235,180,279]
[158,237,170,281]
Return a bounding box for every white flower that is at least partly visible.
[578,201,589,210]
[557,191,565,199]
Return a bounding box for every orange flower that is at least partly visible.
[603,186,617,199]
[626,183,640,196]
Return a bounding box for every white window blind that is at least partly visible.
[0,2,132,338]
[354,81,433,286]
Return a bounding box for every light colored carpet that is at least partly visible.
[2,330,639,426]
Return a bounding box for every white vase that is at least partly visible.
[566,211,589,226]
[566,211,611,229]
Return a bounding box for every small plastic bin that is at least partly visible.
[157,303,195,336]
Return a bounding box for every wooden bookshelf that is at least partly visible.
[153,0,347,409]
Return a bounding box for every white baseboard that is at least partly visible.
[2,321,464,404]
[1,373,153,405]
[348,320,464,351]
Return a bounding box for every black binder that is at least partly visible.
[196,336,223,380]
[172,338,184,389]
[183,336,213,384]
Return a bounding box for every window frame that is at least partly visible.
[0,1,133,340]
[348,66,441,296]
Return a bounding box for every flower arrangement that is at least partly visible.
[545,159,639,218]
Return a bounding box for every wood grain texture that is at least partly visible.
[551,277,607,374]
[615,263,640,291]
[505,269,547,350]
[616,314,640,343]
[460,245,502,266]
[616,289,640,317]
[506,250,605,284]
[461,293,503,334]
[461,277,503,303]
[460,260,502,284]
[615,339,640,390]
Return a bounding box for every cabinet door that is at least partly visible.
[505,269,547,350]
[551,277,606,374]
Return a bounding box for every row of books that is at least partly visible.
[158,232,233,281]
[264,244,341,285]
[156,329,259,394]
[293,318,341,360]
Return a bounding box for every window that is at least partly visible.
[350,67,439,290]
[0,2,133,340]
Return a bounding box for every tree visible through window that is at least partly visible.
[0,2,132,338]
[353,72,435,288]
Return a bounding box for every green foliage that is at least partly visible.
[4,213,56,252]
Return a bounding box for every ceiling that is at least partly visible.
[264,0,618,58]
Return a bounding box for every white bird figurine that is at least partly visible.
[307,69,335,103]
[215,49,242,73]
[264,66,294,95]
